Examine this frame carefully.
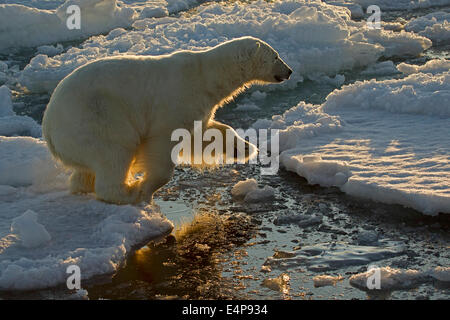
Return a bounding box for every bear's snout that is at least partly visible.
[273,57,293,83]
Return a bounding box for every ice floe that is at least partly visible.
[255,68,450,215]
[0,136,173,290]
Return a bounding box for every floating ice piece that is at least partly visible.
[350,265,450,292]
[261,273,290,293]
[11,210,51,248]
[264,241,406,272]
[231,179,258,197]
[349,267,429,291]
[313,274,344,287]
[244,186,276,203]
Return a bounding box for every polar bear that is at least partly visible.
[42,36,292,204]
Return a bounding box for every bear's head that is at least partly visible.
[234,37,293,84]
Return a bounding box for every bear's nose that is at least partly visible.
[288,69,293,75]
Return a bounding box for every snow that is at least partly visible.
[0,0,136,52]
[18,0,432,93]
[11,210,52,248]
[0,85,41,137]
[405,12,450,44]
[0,136,173,290]
[0,0,209,53]
[398,59,450,75]
[254,68,450,215]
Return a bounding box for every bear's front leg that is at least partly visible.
[136,138,175,203]
[208,120,257,162]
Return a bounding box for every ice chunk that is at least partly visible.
[231,179,258,197]
[261,273,290,293]
[405,12,450,44]
[244,186,276,203]
[349,267,429,291]
[398,59,450,75]
[11,210,51,248]
[313,274,344,287]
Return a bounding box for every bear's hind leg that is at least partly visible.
[70,169,95,194]
[136,139,175,203]
[93,147,141,204]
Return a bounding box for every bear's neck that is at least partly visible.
[200,49,254,112]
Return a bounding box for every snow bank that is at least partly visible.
[0,136,173,290]
[405,12,450,44]
[0,0,136,52]
[0,85,41,137]
[19,0,432,93]
[255,69,450,215]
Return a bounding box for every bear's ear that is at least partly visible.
[245,41,261,58]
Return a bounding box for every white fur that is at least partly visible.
[42,36,292,204]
